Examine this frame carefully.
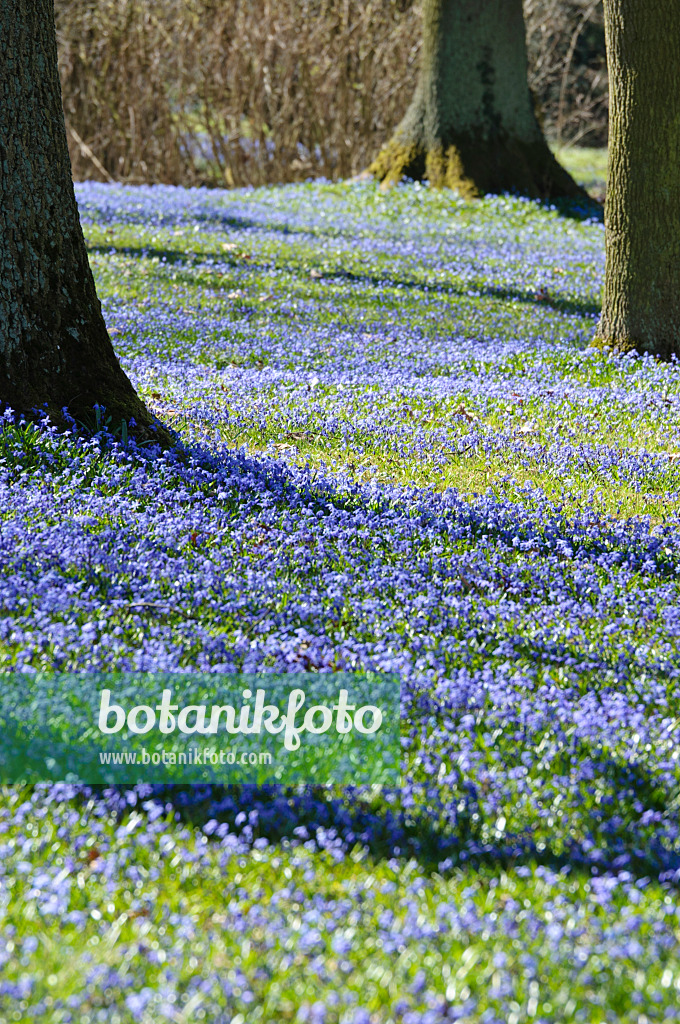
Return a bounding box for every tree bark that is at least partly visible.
[369,0,588,201]
[0,0,166,439]
[597,1,680,358]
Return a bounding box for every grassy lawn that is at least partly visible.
[3,153,680,1022]
[554,146,608,199]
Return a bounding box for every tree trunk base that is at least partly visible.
[592,334,637,356]
[0,0,176,451]
[592,332,676,362]
[368,132,592,202]
[2,352,175,448]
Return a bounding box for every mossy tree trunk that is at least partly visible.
[0,0,164,439]
[598,1,680,358]
[369,0,587,200]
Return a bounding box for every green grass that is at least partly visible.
[554,145,608,198]
[2,786,679,1023]
[5,160,680,1023]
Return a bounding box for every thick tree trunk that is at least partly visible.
[0,0,165,440]
[369,0,588,200]
[597,1,680,358]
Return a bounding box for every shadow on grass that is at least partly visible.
[87,240,601,320]
[322,267,601,319]
[546,195,604,225]
[77,737,679,884]
[157,746,678,882]
[10,427,675,884]
[87,768,680,886]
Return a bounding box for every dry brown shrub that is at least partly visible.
[55,0,606,186]
[525,0,607,147]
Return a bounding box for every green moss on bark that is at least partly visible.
[370,134,587,200]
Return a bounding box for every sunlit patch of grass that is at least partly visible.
[553,145,608,198]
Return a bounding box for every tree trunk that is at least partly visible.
[0,0,166,440]
[369,0,588,201]
[597,1,680,358]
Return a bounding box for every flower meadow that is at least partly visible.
[3,159,680,1021]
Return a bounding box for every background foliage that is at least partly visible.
[56,0,607,187]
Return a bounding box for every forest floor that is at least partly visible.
[3,149,680,1023]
